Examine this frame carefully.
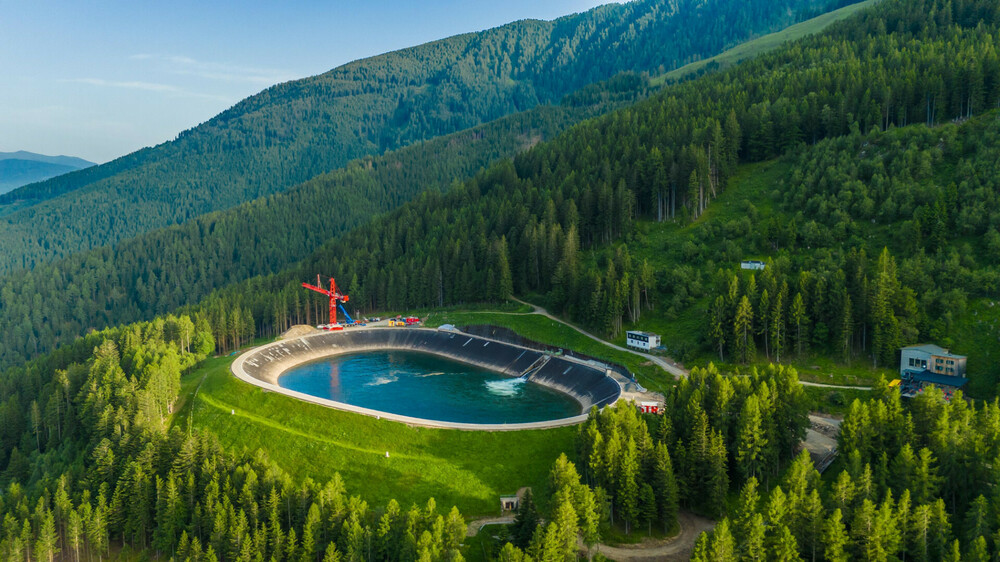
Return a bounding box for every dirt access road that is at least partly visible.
[466,512,716,561]
[586,512,716,561]
[510,298,687,379]
[511,297,871,394]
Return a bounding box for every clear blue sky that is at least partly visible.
[0,0,617,164]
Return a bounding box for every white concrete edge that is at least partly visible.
[229,327,617,431]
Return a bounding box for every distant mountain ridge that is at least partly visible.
[0,151,94,169]
[0,151,93,194]
[0,0,835,275]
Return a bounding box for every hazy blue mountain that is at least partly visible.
[0,150,94,169]
[0,152,93,194]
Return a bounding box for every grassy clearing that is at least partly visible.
[652,0,878,85]
[782,355,889,387]
[953,298,1000,396]
[620,160,785,358]
[174,355,576,517]
[604,159,895,390]
[465,524,510,562]
[803,385,872,417]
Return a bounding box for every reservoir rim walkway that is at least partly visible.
[230,325,623,431]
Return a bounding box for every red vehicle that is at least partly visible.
[404,316,420,325]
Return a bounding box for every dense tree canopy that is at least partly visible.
[0,314,468,561]
[0,98,623,369]
[0,0,831,275]
[178,0,1000,369]
[694,385,1000,561]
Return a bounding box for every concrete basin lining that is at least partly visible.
[230,327,622,431]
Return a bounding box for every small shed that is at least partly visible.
[741,260,766,271]
[500,495,520,512]
[500,487,531,513]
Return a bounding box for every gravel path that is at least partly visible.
[510,298,687,378]
[511,297,872,394]
[466,511,715,561]
[585,512,716,561]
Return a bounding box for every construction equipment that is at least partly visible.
[388,316,419,327]
[302,275,352,330]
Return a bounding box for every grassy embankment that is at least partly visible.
[172,354,576,517]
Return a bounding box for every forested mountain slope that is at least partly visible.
[182,0,999,385]
[0,75,648,369]
[0,0,833,275]
[3,0,1000,559]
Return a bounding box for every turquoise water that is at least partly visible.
[277,350,581,423]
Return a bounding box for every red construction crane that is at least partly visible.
[302,274,351,329]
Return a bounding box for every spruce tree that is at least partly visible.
[708,518,737,561]
[770,525,802,562]
[710,296,727,362]
[639,484,657,536]
[733,296,755,363]
[736,394,767,481]
[707,430,729,517]
[822,509,849,562]
[790,293,808,357]
[511,490,540,549]
[652,442,679,533]
[619,438,640,535]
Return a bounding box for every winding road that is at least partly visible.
[510,297,687,378]
[511,297,872,392]
[586,513,716,561]
[466,512,715,561]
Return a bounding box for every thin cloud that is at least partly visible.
[129,53,296,85]
[64,78,233,102]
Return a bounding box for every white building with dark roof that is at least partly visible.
[626,331,660,351]
[900,344,967,377]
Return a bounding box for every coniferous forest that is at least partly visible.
[0,0,829,275]
[3,0,1000,559]
[173,0,999,384]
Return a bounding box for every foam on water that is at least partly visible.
[484,377,526,397]
[366,374,399,387]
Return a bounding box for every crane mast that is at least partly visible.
[301,274,351,329]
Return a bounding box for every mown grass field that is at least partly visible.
[172,354,577,517]
[653,0,878,85]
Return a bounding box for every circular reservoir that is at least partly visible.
[277,350,582,424]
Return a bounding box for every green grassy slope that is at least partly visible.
[654,0,878,84]
[176,355,576,516]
